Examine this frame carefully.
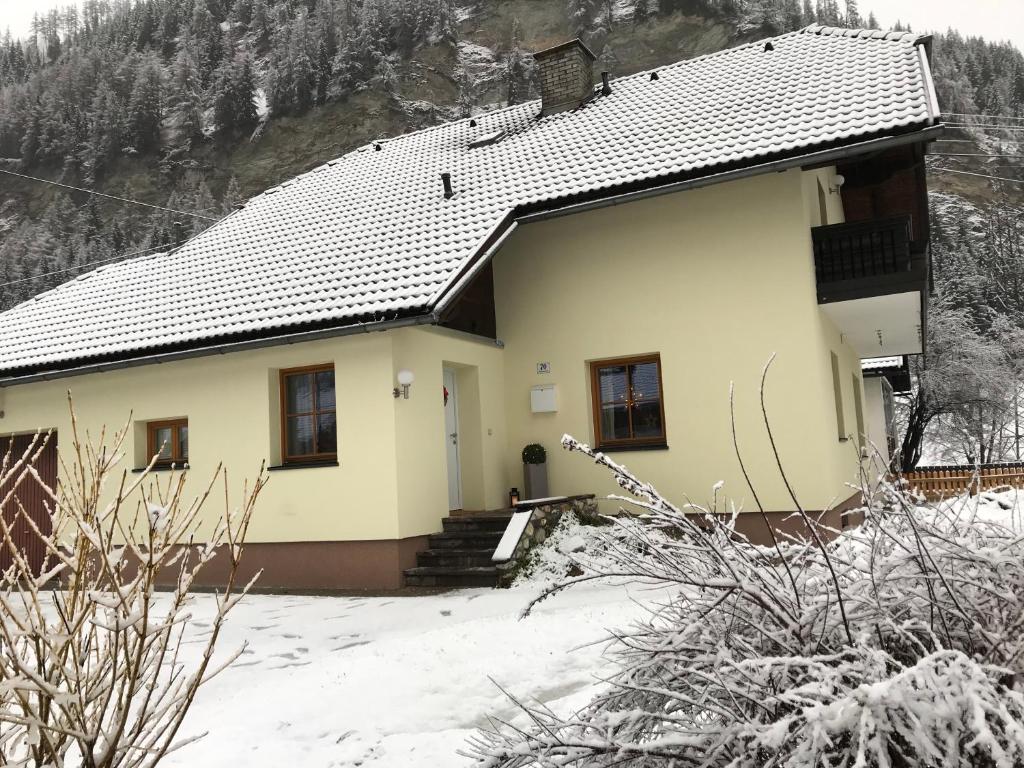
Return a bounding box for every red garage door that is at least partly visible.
[0,434,57,577]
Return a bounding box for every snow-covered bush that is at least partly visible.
[0,398,266,767]
[469,431,1024,765]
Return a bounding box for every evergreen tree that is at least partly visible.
[81,81,125,183]
[191,0,223,84]
[568,0,594,38]
[170,35,205,147]
[844,0,859,27]
[250,0,272,48]
[505,18,532,106]
[212,52,258,136]
[632,0,648,25]
[127,54,164,152]
[802,0,815,25]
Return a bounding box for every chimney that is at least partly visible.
[533,39,597,116]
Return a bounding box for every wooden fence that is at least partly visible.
[900,463,1024,500]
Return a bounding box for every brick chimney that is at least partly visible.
[533,39,597,116]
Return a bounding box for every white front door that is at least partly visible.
[443,368,462,511]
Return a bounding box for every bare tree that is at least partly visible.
[898,298,1024,469]
[0,396,267,767]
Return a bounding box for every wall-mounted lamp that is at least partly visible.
[829,173,845,194]
[393,369,415,399]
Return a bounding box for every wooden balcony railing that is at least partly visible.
[812,215,925,303]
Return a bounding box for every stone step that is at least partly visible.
[403,566,500,588]
[427,531,504,549]
[417,549,496,568]
[441,515,512,533]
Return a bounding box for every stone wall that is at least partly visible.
[496,494,597,586]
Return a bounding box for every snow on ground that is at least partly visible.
[936,486,1024,528]
[165,576,655,767]
[160,493,1023,766]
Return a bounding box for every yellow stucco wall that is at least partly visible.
[0,334,405,542]
[492,167,865,513]
[0,325,514,544]
[389,326,508,538]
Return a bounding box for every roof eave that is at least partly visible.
[0,310,439,387]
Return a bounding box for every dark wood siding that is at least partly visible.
[439,262,497,339]
[837,144,930,254]
[0,434,57,577]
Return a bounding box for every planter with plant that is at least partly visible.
[522,443,548,500]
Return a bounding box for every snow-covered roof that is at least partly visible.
[862,356,905,372]
[0,25,939,378]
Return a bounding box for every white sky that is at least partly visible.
[1,0,1022,50]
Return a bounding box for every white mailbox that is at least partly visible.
[530,384,557,413]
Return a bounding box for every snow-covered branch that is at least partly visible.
[0,395,267,767]
[470,388,1024,767]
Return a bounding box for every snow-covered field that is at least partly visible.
[165,579,649,767]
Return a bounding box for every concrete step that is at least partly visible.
[417,549,496,568]
[403,566,500,588]
[427,531,504,549]
[441,515,512,533]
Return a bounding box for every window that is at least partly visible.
[830,352,847,441]
[589,354,667,450]
[280,365,337,463]
[147,419,189,467]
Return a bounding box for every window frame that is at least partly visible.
[588,353,668,451]
[279,364,337,465]
[146,418,189,468]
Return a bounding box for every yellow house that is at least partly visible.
[0,25,940,589]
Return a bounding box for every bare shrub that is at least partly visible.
[468,376,1024,767]
[0,397,267,767]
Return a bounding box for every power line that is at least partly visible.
[0,240,187,290]
[0,168,219,222]
[929,153,1024,158]
[942,111,1024,122]
[944,123,1024,132]
[929,167,1024,185]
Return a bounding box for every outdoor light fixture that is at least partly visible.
[393,369,415,399]
[829,173,846,194]
[509,487,520,506]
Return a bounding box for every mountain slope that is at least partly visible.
[0,0,1021,314]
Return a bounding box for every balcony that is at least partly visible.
[812,216,927,357]
[812,215,926,304]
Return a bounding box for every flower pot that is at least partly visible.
[524,462,549,500]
